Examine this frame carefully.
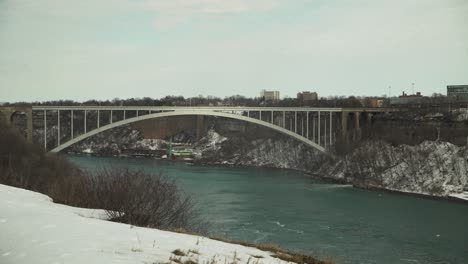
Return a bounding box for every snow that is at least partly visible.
[82,148,93,154]
[134,138,165,151]
[337,140,468,197]
[0,184,293,264]
[193,129,228,158]
[453,108,468,121]
[450,191,468,202]
[204,129,228,147]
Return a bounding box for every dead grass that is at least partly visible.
[172,249,187,257]
[271,252,335,264]
[208,236,333,264]
[173,228,199,236]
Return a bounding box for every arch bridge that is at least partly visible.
[1,106,398,154]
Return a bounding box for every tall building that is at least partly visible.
[297,91,318,105]
[260,90,280,101]
[447,85,468,99]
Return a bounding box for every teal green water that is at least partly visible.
[66,155,468,264]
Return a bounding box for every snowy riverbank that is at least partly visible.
[320,141,468,200]
[0,184,311,264]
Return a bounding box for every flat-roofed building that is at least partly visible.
[297,91,318,105]
[390,91,426,105]
[260,90,280,101]
[447,85,468,99]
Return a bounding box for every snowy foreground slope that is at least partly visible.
[0,184,293,264]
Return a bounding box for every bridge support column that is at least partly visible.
[25,108,33,143]
[44,110,47,149]
[84,110,87,134]
[282,111,285,128]
[306,112,309,139]
[301,115,304,136]
[295,112,297,133]
[324,113,327,149]
[330,112,333,146]
[57,110,60,146]
[313,114,316,143]
[318,111,321,146]
[71,110,74,139]
[97,110,100,128]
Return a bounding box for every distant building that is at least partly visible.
[447,85,468,99]
[297,91,318,105]
[390,91,426,105]
[260,90,280,101]
[363,97,385,108]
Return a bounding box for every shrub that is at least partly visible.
[84,168,207,233]
[0,118,207,234]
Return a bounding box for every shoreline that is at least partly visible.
[65,152,468,206]
[361,185,468,205]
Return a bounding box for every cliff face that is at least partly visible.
[192,129,324,172]
[320,141,468,196]
[375,142,468,195]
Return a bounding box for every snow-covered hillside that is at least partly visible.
[0,184,303,264]
[321,141,468,198]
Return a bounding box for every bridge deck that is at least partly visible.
[32,106,398,113]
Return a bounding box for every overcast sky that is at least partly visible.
[1,0,467,102]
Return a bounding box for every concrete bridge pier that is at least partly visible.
[341,111,363,142]
[341,112,360,133]
[0,106,33,143]
[340,111,382,144]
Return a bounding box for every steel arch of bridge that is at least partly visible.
[47,110,327,153]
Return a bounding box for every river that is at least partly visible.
[66,154,468,264]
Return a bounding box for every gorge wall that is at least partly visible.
[62,113,468,199]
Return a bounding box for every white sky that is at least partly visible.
[1,0,467,102]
